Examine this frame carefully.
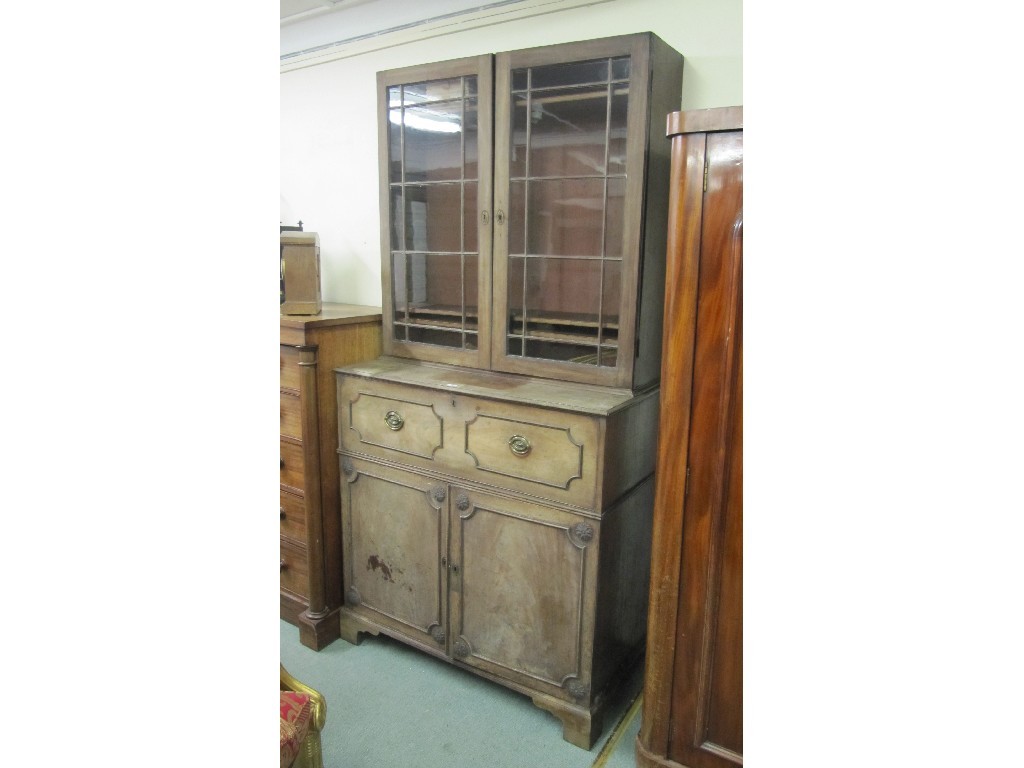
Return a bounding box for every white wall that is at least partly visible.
[280,0,742,306]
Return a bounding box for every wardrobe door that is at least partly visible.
[667,128,743,767]
[638,108,743,768]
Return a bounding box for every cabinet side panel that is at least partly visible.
[632,35,683,391]
[591,474,655,696]
[600,389,659,508]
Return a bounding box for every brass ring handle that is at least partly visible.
[384,410,405,431]
[280,507,286,521]
[280,560,287,571]
[508,434,531,456]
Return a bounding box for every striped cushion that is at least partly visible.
[280,691,312,768]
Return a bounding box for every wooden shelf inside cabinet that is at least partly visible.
[280,303,382,651]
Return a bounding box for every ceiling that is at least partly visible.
[281,0,366,23]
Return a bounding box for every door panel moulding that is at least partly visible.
[280,0,616,73]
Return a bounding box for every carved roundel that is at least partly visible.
[453,638,471,658]
[429,625,446,645]
[431,485,447,503]
[342,457,355,477]
[455,493,471,511]
[346,586,362,606]
[566,680,590,700]
[568,522,595,548]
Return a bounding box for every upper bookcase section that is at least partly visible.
[377,33,683,391]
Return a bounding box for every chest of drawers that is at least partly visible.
[280,303,382,650]
[335,357,658,747]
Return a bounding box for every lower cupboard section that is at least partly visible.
[337,454,653,749]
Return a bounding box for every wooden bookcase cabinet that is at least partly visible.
[336,33,683,749]
[280,304,382,650]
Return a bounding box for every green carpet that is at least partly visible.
[281,621,643,768]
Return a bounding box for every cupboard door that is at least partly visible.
[447,486,598,703]
[341,459,449,652]
[491,36,651,387]
[378,55,494,369]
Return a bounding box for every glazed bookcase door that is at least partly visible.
[378,55,494,368]
[491,35,652,388]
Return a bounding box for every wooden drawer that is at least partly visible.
[280,345,300,390]
[280,391,302,440]
[348,390,443,461]
[280,488,306,544]
[339,374,600,510]
[280,537,309,599]
[465,409,585,492]
[280,439,306,491]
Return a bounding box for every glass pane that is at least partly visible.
[524,338,599,364]
[511,68,528,92]
[464,98,478,180]
[611,56,630,81]
[403,184,462,252]
[608,85,629,175]
[465,76,478,98]
[525,178,605,257]
[388,86,402,108]
[531,59,608,89]
[391,253,408,339]
[406,253,464,320]
[403,78,462,105]
[389,186,403,251]
[600,259,621,367]
[507,255,525,335]
[523,258,602,331]
[408,326,463,348]
[464,254,479,329]
[510,92,528,179]
[403,100,463,182]
[604,177,626,258]
[464,181,478,253]
[388,108,402,183]
[508,180,526,255]
[529,85,609,177]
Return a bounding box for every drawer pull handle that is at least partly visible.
[384,410,405,431]
[280,560,287,571]
[508,434,531,456]
[280,507,286,521]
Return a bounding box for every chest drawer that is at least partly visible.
[280,488,306,544]
[280,345,300,390]
[280,538,309,599]
[280,391,302,440]
[280,439,306,491]
[338,374,601,510]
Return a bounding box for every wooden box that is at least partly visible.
[281,231,322,315]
